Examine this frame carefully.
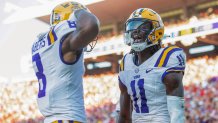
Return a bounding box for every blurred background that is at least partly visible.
[0,0,218,123]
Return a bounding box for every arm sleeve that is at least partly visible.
[167,96,185,123]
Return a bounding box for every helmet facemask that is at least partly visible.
[124,8,164,52]
[124,18,159,52]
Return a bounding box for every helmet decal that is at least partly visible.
[50,1,88,26]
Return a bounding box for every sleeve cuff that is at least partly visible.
[161,67,185,82]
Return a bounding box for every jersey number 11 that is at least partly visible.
[131,79,149,113]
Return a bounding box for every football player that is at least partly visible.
[118,8,186,123]
[31,1,99,123]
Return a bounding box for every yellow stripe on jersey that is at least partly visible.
[166,69,184,72]
[161,67,185,81]
[119,59,124,71]
[47,28,58,45]
[49,30,55,44]
[158,46,178,67]
[119,54,127,71]
[154,46,183,67]
[49,30,54,44]
[73,121,81,123]
[52,121,58,123]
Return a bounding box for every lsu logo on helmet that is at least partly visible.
[50,1,89,26]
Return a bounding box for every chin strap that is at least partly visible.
[85,36,98,52]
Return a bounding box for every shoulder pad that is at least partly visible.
[154,46,184,67]
[47,27,58,45]
[47,20,77,45]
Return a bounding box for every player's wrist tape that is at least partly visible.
[167,96,185,123]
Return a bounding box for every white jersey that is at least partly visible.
[31,17,86,123]
[118,46,186,123]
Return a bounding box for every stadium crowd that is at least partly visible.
[185,76,218,123]
[0,56,218,123]
[183,56,218,85]
[163,7,218,28]
[0,80,43,123]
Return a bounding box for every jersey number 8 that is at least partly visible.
[32,53,47,98]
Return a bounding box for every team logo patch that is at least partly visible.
[135,68,139,73]
[146,68,153,73]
